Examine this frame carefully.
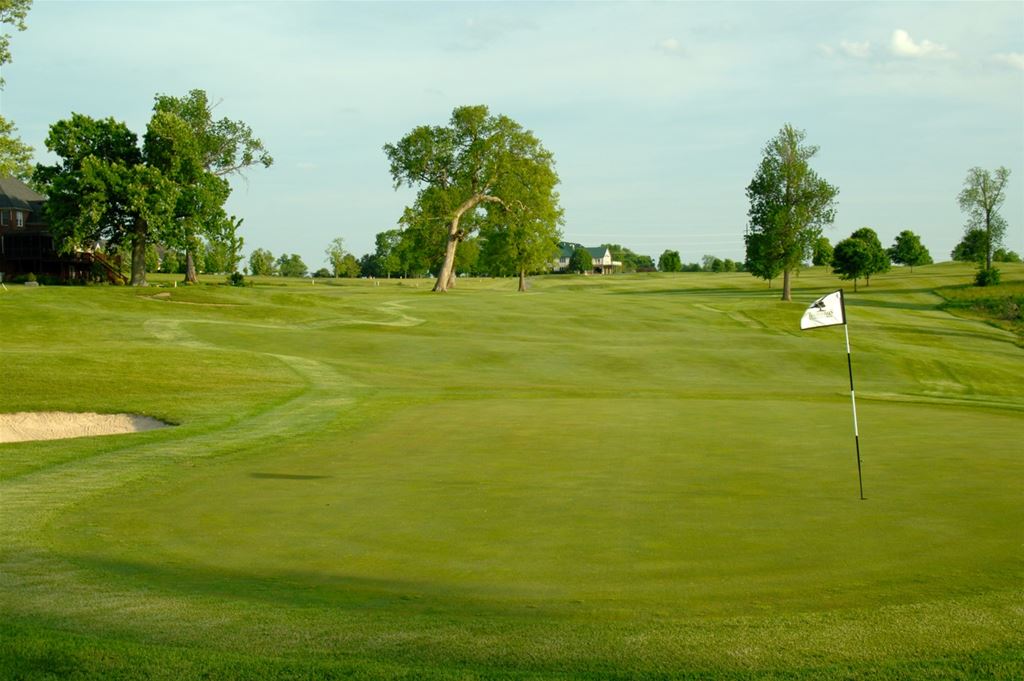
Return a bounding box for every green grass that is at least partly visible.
[1,262,1022,679]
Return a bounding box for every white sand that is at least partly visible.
[0,412,170,443]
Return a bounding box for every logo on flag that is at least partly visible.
[800,289,846,330]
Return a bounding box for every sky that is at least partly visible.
[2,1,1022,271]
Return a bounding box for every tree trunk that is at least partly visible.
[184,250,198,284]
[129,220,148,287]
[781,268,792,301]
[518,269,527,292]
[434,227,461,292]
[433,193,504,292]
[985,214,993,271]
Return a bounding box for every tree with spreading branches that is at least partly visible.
[384,105,560,292]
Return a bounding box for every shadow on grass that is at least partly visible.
[844,298,939,312]
[54,551,562,621]
[609,286,778,298]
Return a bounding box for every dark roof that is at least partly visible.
[0,177,45,211]
[557,242,609,259]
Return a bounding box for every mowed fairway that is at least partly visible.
[1,264,1022,679]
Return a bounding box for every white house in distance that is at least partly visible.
[553,242,623,274]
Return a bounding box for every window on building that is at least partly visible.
[0,209,8,225]
[16,211,24,228]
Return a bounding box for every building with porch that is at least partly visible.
[553,242,623,274]
[0,177,122,283]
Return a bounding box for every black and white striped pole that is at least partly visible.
[844,321,865,500]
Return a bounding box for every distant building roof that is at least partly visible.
[0,177,45,211]
[557,242,610,259]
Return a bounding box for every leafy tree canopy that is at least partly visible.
[888,230,932,271]
[0,0,31,80]
[812,236,833,267]
[385,105,560,292]
[831,237,872,292]
[958,166,1011,272]
[745,123,838,300]
[600,244,654,272]
[951,228,987,264]
[568,245,593,274]
[325,237,350,277]
[993,248,1021,263]
[147,89,271,283]
[0,114,32,180]
[658,250,682,272]
[35,114,177,286]
[275,253,307,278]
[249,248,275,276]
[848,227,890,284]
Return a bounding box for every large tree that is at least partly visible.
[325,237,350,277]
[848,227,889,286]
[888,230,932,271]
[0,0,31,78]
[384,105,560,292]
[831,237,872,292]
[568,245,593,274]
[478,156,562,291]
[147,90,272,283]
[0,115,32,180]
[958,166,1011,273]
[811,236,833,266]
[35,114,178,286]
[0,0,33,179]
[371,229,402,278]
[743,229,783,288]
[275,253,307,278]
[249,247,276,276]
[658,250,683,272]
[479,208,562,291]
[951,228,986,264]
[745,124,838,301]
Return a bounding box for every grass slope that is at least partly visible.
[1,263,1022,679]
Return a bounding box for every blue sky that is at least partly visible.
[2,1,1022,270]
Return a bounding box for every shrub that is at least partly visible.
[975,267,1001,287]
[227,272,247,287]
[25,272,36,282]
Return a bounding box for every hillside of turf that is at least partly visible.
[1,263,1021,679]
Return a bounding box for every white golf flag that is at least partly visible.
[800,289,846,330]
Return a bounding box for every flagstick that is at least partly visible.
[844,323,865,500]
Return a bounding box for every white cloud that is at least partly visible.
[657,37,684,56]
[890,29,955,59]
[992,52,1024,71]
[839,40,871,59]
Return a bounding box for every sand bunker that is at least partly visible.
[0,412,170,443]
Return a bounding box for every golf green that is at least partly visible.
[1,264,1021,679]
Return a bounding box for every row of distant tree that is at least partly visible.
[243,236,663,280]
[238,223,1022,283]
[742,124,1014,297]
[10,86,1015,291]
